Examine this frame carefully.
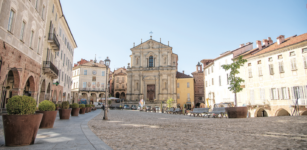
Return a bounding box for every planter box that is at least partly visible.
[225,107,248,118]
[71,108,80,116]
[36,111,57,128]
[85,107,89,113]
[79,108,86,114]
[88,108,92,112]
[59,109,72,119]
[2,113,43,146]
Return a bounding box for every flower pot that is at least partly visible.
[36,111,57,128]
[71,108,80,116]
[79,108,86,114]
[88,108,92,112]
[59,109,72,119]
[225,107,248,118]
[2,113,43,146]
[85,107,89,113]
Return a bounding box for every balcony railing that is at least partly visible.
[48,33,60,51]
[80,88,105,92]
[43,61,59,78]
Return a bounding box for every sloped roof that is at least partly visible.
[79,61,106,68]
[176,72,193,78]
[237,33,307,59]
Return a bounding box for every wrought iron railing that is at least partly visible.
[48,33,60,49]
[43,61,59,75]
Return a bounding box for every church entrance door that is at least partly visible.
[147,85,155,101]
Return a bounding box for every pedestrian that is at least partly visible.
[102,104,105,110]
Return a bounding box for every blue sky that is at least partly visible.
[61,0,307,75]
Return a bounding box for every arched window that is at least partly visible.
[149,56,153,67]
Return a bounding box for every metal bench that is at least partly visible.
[207,107,227,118]
[190,108,210,117]
[166,108,175,114]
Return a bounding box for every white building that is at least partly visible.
[203,43,253,108]
[71,58,108,104]
[236,34,307,117]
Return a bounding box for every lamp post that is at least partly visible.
[103,57,110,120]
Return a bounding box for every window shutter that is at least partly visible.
[304,86,307,99]
[294,58,297,70]
[269,88,272,100]
[279,88,283,100]
[304,57,307,68]
[300,86,304,99]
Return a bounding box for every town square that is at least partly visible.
[0,0,306,149]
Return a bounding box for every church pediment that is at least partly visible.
[133,39,171,50]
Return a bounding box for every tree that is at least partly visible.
[166,97,174,108]
[221,56,247,107]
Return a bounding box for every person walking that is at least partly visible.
[102,104,105,110]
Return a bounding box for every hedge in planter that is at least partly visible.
[87,104,92,112]
[79,104,86,114]
[71,103,80,116]
[55,104,61,110]
[59,101,71,119]
[36,100,57,128]
[3,95,43,146]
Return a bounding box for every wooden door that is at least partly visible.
[147,85,155,101]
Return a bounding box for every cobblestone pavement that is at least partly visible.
[89,110,307,150]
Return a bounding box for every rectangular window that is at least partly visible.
[35,0,39,10]
[271,88,278,100]
[63,54,65,66]
[8,10,14,32]
[260,88,265,101]
[227,74,229,84]
[304,56,307,69]
[84,70,87,75]
[208,68,210,74]
[122,84,124,89]
[102,83,105,89]
[177,83,179,88]
[268,57,273,62]
[177,93,180,99]
[37,37,41,53]
[290,51,295,56]
[303,48,307,53]
[250,89,254,104]
[52,5,54,13]
[211,66,213,73]
[122,77,124,82]
[83,82,86,88]
[42,6,45,19]
[281,87,289,99]
[101,71,105,76]
[257,60,261,64]
[29,31,34,48]
[278,55,283,59]
[212,78,214,85]
[258,66,263,76]
[291,58,297,70]
[279,61,284,73]
[116,77,119,83]
[269,64,274,75]
[219,76,221,86]
[20,21,25,40]
[92,82,96,87]
[248,68,252,78]
[187,82,190,88]
[187,93,190,98]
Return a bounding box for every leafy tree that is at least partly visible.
[221,56,247,107]
[166,97,174,108]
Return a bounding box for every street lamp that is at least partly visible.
[103,57,110,120]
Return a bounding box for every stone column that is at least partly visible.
[155,75,158,101]
[168,52,171,66]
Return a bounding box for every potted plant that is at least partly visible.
[79,104,86,114]
[2,95,43,146]
[84,104,89,113]
[36,100,57,128]
[222,56,248,118]
[55,104,61,110]
[59,101,71,119]
[71,103,80,116]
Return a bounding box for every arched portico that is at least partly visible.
[275,108,290,116]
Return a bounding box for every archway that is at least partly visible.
[67,93,71,103]
[301,111,307,116]
[46,83,51,100]
[2,69,21,108]
[256,108,268,117]
[121,92,125,100]
[115,92,120,98]
[39,80,46,103]
[276,108,290,116]
[90,93,97,104]
[23,76,35,97]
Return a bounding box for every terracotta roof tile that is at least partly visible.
[176,72,193,78]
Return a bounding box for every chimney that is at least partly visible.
[183,70,184,74]
[267,37,273,44]
[240,43,245,47]
[256,40,262,50]
[133,42,135,47]
[263,39,268,47]
[276,35,285,45]
[246,42,252,45]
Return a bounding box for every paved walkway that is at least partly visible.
[0,109,112,150]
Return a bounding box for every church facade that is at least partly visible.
[126,36,178,104]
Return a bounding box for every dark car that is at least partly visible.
[131,105,137,110]
[124,105,130,109]
[146,106,151,112]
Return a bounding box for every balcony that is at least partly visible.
[48,33,60,51]
[43,61,59,78]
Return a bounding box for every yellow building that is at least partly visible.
[176,71,194,110]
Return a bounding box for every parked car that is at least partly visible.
[146,106,151,111]
[131,105,137,110]
[155,106,160,112]
[124,105,130,109]
[115,99,124,103]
